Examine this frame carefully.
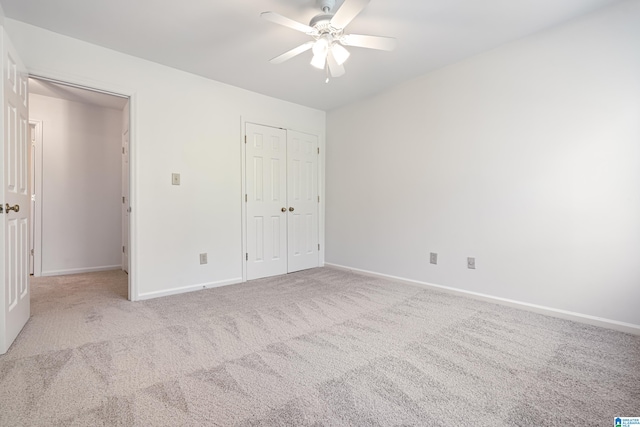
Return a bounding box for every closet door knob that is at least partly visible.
[5,203,19,213]
[281,207,287,212]
[289,207,294,212]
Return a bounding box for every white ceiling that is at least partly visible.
[1,0,623,111]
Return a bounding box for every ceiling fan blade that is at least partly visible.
[327,51,345,77]
[340,34,397,51]
[330,0,370,29]
[269,41,315,64]
[261,12,318,35]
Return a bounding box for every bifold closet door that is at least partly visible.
[286,130,319,273]
[245,123,319,281]
[245,123,288,280]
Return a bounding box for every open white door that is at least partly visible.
[1,30,30,354]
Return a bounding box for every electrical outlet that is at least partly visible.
[172,173,180,185]
[430,252,438,265]
[200,253,207,265]
[467,257,476,269]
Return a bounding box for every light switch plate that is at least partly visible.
[467,257,476,269]
[172,173,180,185]
[430,252,437,265]
[200,253,207,265]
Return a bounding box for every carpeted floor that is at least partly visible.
[0,267,638,426]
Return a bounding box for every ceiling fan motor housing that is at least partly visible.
[310,14,335,32]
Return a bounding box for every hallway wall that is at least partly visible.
[30,93,123,275]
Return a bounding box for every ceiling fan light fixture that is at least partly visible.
[310,52,327,69]
[311,36,330,69]
[312,36,330,56]
[331,43,350,65]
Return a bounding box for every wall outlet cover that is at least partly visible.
[200,253,207,264]
[172,173,180,185]
[430,252,437,264]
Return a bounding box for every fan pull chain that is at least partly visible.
[325,64,330,83]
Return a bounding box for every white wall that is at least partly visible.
[5,19,326,299]
[30,93,123,275]
[326,0,640,327]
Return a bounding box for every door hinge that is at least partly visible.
[318,244,320,251]
[122,196,125,203]
[246,253,248,261]
[244,135,247,144]
[122,147,125,154]
[317,147,320,154]
[245,194,248,202]
[122,246,125,253]
[318,195,320,203]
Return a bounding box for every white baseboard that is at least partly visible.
[41,265,122,277]
[324,263,640,336]
[137,277,243,301]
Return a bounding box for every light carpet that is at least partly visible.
[0,267,638,426]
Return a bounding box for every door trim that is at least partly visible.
[28,120,43,277]
[27,71,138,301]
[122,126,130,274]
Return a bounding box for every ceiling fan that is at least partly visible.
[261,0,397,81]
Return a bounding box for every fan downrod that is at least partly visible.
[318,0,336,13]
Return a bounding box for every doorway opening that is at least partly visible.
[28,77,131,299]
